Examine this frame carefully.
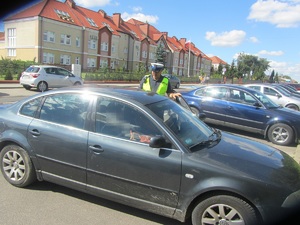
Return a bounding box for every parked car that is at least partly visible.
[244,83,300,111]
[1,87,300,225]
[271,83,300,98]
[20,65,83,92]
[288,83,300,91]
[181,84,300,146]
[163,74,180,89]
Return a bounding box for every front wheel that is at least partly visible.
[37,81,48,92]
[192,195,258,225]
[0,145,36,187]
[190,106,200,117]
[267,123,294,146]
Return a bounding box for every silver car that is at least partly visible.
[20,65,83,92]
[244,83,300,110]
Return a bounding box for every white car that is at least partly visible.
[244,83,300,111]
[20,65,83,92]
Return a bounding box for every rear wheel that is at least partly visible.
[267,123,294,146]
[192,195,258,225]
[0,145,36,187]
[37,81,48,92]
[286,104,299,111]
[74,82,82,86]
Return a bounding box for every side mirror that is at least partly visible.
[149,136,167,148]
[253,102,262,108]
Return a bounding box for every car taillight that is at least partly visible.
[31,73,40,78]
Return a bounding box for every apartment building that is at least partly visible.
[0,0,212,77]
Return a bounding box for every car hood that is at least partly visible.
[194,132,300,190]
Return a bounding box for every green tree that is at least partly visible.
[236,53,270,81]
[155,43,166,65]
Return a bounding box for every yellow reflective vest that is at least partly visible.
[142,75,169,95]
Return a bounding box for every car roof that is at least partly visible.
[189,84,270,95]
[26,86,168,106]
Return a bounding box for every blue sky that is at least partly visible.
[1,0,300,82]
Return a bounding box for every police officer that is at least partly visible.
[139,63,181,99]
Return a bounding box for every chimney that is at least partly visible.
[98,10,107,18]
[140,23,149,36]
[66,0,76,8]
[113,13,121,27]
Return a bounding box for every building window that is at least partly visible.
[142,51,147,58]
[75,56,80,64]
[124,47,128,54]
[60,34,71,45]
[149,52,154,60]
[87,58,96,67]
[111,44,115,53]
[100,59,108,68]
[101,42,108,51]
[43,53,55,64]
[88,39,97,49]
[76,37,80,47]
[60,54,71,65]
[43,31,55,42]
[87,18,98,27]
[7,28,16,56]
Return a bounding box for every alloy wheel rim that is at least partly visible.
[2,150,26,181]
[202,204,244,225]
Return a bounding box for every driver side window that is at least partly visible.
[95,98,163,143]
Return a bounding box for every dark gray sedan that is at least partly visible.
[0,87,300,225]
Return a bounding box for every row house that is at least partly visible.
[0,0,212,77]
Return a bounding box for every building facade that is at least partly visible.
[0,0,213,77]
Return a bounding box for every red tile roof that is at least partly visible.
[210,56,227,65]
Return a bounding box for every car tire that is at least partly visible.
[74,82,82,86]
[191,195,258,225]
[190,106,200,117]
[37,81,48,92]
[23,85,31,90]
[0,145,36,187]
[267,123,294,146]
[175,83,180,89]
[286,104,299,111]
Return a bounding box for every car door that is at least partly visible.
[224,88,268,133]
[86,97,182,214]
[196,86,229,125]
[27,93,91,189]
[262,86,287,107]
[55,68,75,87]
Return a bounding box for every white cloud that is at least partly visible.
[121,12,159,24]
[75,0,111,8]
[249,36,259,43]
[205,30,246,47]
[268,60,300,81]
[248,0,300,28]
[258,50,284,56]
[132,7,143,12]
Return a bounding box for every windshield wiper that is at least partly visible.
[189,128,221,150]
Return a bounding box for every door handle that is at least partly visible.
[29,129,40,136]
[89,145,104,154]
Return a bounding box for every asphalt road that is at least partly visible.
[0,83,299,225]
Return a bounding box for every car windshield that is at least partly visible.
[146,99,215,151]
